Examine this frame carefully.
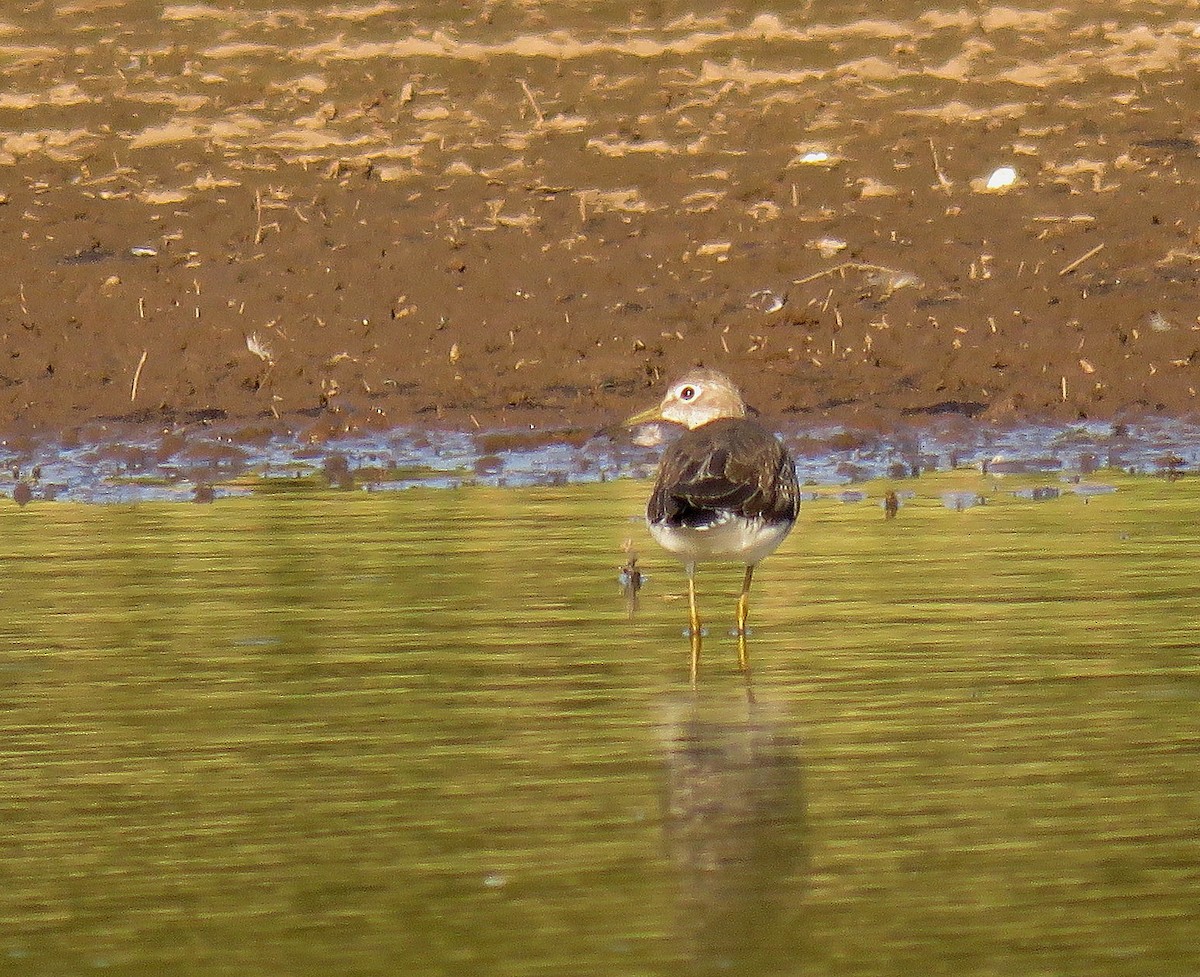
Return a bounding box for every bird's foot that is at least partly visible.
[682,627,708,638]
[729,626,753,637]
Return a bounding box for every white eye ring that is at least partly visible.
[679,385,696,401]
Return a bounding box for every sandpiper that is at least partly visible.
[625,369,799,680]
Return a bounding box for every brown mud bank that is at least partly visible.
[2,2,1200,447]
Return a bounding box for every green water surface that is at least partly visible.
[1,476,1197,976]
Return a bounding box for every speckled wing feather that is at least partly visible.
[648,417,799,528]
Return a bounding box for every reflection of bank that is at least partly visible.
[659,687,810,975]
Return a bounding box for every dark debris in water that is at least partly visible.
[1011,486,1062,501]
[0,418,1198,504]
[883,490,900,519]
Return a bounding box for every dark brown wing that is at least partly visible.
[648,418,799,528]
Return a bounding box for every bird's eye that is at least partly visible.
[679,386,696,401]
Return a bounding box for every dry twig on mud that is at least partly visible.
[794,261,922,298]
[130,349,148,403]
[519,80,544,126]
[1059,243,1105,276]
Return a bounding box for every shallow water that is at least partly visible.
[3,415,1200,502]
[2,475,1198,975]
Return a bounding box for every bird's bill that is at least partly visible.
[624,403,663,427]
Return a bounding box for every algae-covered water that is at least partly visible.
[1,475,1198,975]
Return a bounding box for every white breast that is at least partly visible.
[648,513,794,566]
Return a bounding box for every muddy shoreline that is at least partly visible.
[2,3,1200,449]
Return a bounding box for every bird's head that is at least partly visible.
[624,369,748,430]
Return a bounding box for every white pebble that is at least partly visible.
[985,165,1018,190]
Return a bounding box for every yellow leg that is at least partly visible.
[736,564,755,671]
[687,563,701,684]
[736,565,755,633]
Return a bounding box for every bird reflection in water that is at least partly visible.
[658,684,810,974]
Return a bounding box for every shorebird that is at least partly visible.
[625,369,799,680]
